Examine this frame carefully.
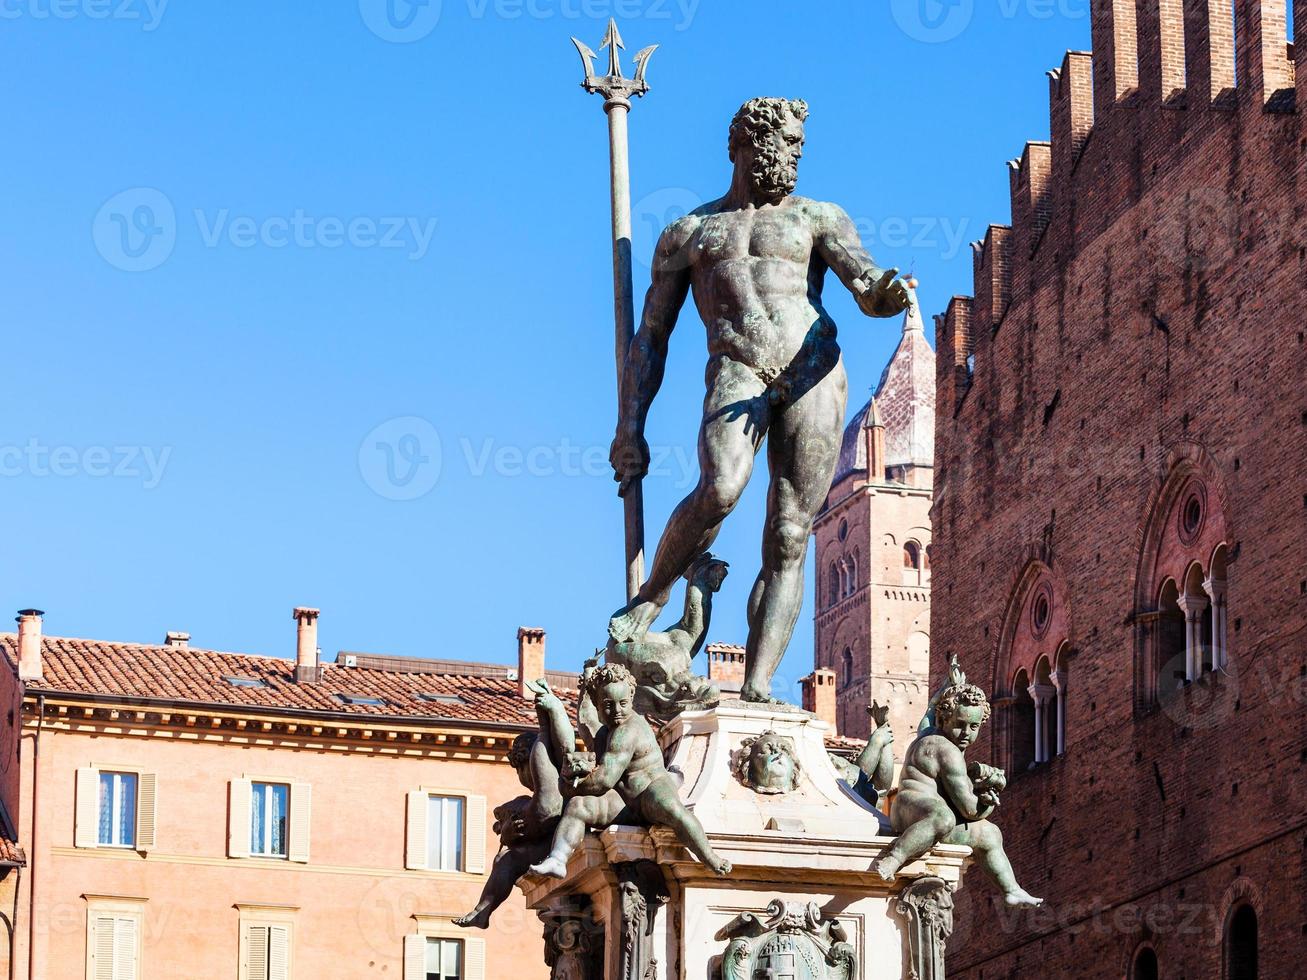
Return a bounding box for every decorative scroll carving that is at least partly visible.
[540,898,604,980]
[715,899,855,980]
[616,861,670,980]
[895,876,954,980]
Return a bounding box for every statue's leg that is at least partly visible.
[637,776,731,875]
[455,839,548,928]
[529,796,603,879]
[741,358,846,701]
[957,819,1043,907]
[611,356,767,640]
[874,792,953,880]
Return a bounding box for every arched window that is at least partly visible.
[1156,579,1185,694]
[1207,544,1229,671]
[1225,904,1257,980]
[1011,670,1036,773]
[827,562,839,608]
[903,541,922,586]
[1032,658,1057,765]
[848,550,859,595]
[842,647,854,686]
[1131,946,1158,980]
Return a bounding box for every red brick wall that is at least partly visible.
[931,3,1307,976]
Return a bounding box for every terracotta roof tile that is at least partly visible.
[1,635,577,730]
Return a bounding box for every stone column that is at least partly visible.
[1203,576,1227,670]
[895,876,954,980]
[1031,684,1056,763]
[1051,670,1068,756]
[1176,593,1209,681]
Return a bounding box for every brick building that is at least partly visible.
[931,2,1305,977]
[0,610,576,980]
[813,284,935,743]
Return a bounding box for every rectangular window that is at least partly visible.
[86,906,142,980]
[426,795,464,872]
[250,782,289,858]
[97,772,137,848]
[425,938,463,980]
[241,923,290,980]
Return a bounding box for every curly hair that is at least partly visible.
[728,97,809,162]
[507,731,537,770]
[936,683,992,725]
[584,661,636,700]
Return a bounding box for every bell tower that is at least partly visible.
[811,280,935,744]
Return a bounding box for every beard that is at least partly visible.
[749,143,798,202]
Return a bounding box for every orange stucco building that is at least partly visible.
[0,610,571,980]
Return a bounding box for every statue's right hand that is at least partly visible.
[610,427,650,496]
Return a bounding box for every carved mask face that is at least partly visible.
[747,117,804,203]
[598,681,634,728]
[748,735,796,791]
[940,704,986,749]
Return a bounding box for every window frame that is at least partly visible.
[84,895,145,980]
[249,781,291,859]
[236,904,297,980]
[425,936,464,980]
[426,793,465,873]
[98,771,139,849]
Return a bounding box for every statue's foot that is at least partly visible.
[528,856,568,879]
[873,855,900,882]
[705,853,732,876]
[740,683,783,705]
[1004,888,1043,908]
[608,600,661,643]
[453,904,493,930]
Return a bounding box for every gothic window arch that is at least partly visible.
[1010,669,1036,773]
[1130,945,1159,980]
[1134,448,1231,713]
[842,647,854,687]
[903,540,922,586]
[827,562,839,608]
[1224,904,1257,980]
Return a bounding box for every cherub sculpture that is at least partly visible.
[830,700,895,809]
[605,553,728,720]
[735,730,801,794]
[528,662,733,878]
[454,678,622,929]
[873,664,1042,907]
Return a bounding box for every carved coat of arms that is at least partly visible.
[715,899,855,980]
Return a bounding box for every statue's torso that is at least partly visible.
[680,197,837,373]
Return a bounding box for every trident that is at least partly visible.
[571,19,657,602]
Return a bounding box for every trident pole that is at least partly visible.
[571,19,657,601]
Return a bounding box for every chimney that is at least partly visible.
[293,607,321,684]
[16,609,43,683]
[163,631,190,649]
[517,627,546,699]
[705,643,746,694]
[863,398,885,484]
[801,668,838,733]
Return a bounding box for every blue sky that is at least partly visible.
[1,0,1092,694]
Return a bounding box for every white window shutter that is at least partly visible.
[136,773,157,852]
[114,916,138,980]
[403,934,425,980]
[464,936,487,980]
[228,779,252,859]
[288,783,311,863]
[92,914,116,980]
[246,924,269,980]
[268,925,289,980]
[75,767,100,849]
[405,791,428,870]
[464,794,487,874]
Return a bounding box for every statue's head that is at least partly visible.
[508,731,538,789]
[935,683,991,750]
[585,662,636,728]
[728,97,808,204]
[736,729,801,794]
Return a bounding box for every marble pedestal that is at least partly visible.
[520,700,970,979]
